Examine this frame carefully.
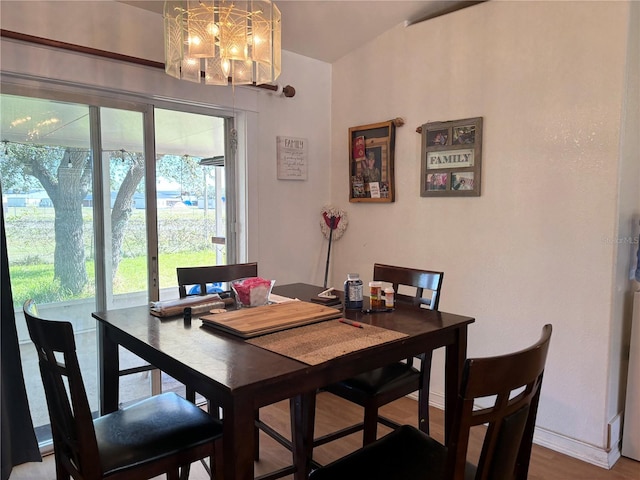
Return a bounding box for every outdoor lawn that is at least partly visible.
[5,206,223,308]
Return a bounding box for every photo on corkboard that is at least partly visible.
[349,120,396,202]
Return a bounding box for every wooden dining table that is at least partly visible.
[93,283,474,480]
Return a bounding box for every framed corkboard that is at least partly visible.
[349,120,396,203]
[420,117,483,197]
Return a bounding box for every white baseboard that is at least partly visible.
[407,392,621,469]
[534,427,620,469]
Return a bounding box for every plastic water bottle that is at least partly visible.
[344,273,363,310]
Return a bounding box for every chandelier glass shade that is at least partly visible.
[164,0,281,86]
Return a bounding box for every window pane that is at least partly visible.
[1,94,96,444]
[154,108,227,300]
[100,107,153,403]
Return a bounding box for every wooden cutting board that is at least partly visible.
[199,301,342,338]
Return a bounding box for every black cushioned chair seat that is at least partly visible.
[309,425,447,480]
[310,425,477,480]
[338,362,419,396]
[94,392,222,476]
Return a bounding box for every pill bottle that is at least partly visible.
[369,281,383,310]
[344,273,363,310]
[384,287,395,309]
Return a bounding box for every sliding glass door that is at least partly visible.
[1,86,234,446]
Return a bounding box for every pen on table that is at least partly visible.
[339,319,363,329]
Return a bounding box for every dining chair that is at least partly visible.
[176,263,258,404]
[176,262,258,298]
[177,263,259,399]
[23,299,223,480]
[316,263,444,449]
[176,262,275,461]
[310,324,553,480]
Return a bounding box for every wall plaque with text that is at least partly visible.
[277,136,308,180]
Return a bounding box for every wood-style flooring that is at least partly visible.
[9,392,639,479]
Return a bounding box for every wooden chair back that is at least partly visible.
[24,299,223,480]
[177,262,258,298]
[309,325,552,480]
[448,324,553,479]
[23,299,102,478]
[373,263,443,309]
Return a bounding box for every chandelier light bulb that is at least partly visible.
[207,22,219,36]
[221,58,231,77]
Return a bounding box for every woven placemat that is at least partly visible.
[247,320,407,365]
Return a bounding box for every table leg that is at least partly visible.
[98,323,119,415]
[444,326,467,446]
[417,352,433,435]
[223,397,255,480]
[290,391,316,480]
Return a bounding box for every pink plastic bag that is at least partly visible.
[231,277,274,307]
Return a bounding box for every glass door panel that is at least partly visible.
[154,108,227,301]
[1,93,96,444]
[99,106,152,403]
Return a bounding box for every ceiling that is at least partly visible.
[119,1,482,63]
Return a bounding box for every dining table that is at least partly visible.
[93,283,474,480]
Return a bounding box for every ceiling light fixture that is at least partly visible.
[163,0,281,86]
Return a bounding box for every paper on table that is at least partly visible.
[268,293,300,304]
[150,294,226,317]
[151,294,222,310]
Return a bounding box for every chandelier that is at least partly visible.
[163,0,281,86]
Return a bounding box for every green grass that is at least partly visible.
[9,265,72,305]
[10,250,224,308]
[5,205,226,307]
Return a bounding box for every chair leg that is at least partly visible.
[213,440,224,480]
[54,452,71,480]
[168,468,180,480]
[254,410,261,460]
[418,352,433,435]
[362,405,379,446]
[291,391,317,479]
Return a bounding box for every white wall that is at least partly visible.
[255,52,333,285]
[329,0,638,467]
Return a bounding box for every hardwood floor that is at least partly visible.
[9,393,639,479]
